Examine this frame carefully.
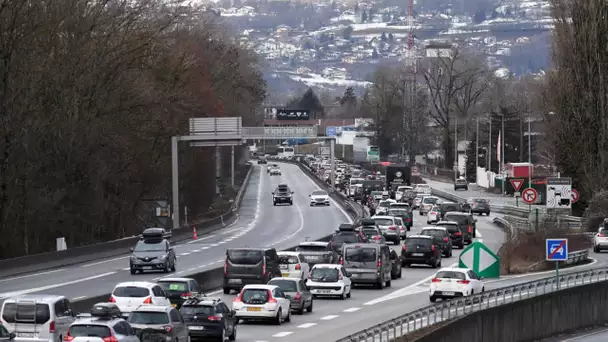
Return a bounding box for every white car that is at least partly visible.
[232,284,292,324]
[427,205,440,224]
[306,264,352,299]
[395,186,413,201]
[415,184,432,194]
[419,196,440,215]
[429,267,485,302]
[376,199,396,215]
[278,251,310,279]
[109,282,171,314]
[593,227,608,252]
[413,195,423,209]
[371,215,402,244]
[310,190,330,206]
[270,167,281,176]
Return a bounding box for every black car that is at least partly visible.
[454,178,468,190]
[129,228,177,274]
[329,224,366,255]
[258,157,267,164]
[272,184,294,206]
[0,325,14,341]
[436,221,466,248]
[437,202,462,221]
[180,296,237,341]
[420,227,453,257]
[157,278,205,309]
[389,249,402,279]
[223,248,281,294]
[401,235,442,268]
[443,211,478,241]
[467,198,491,215]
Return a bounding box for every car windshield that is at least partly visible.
[438,224,460,233]
[370,191,383,196]
[332,233,358,243]
[421,229,444,238]
[441,205,461,212]
[422,197,438,204]
[345,248,377,262]
[296,245,327,252]
[227,250,263,264]
[444,214,468,224]
[362,228,378,236]
[472,199,488,203]
[180,306,214,317]
[311,268,339,282]
[128,311,170,325]
[278,254,299,264]
[389,209,409,216]
[133,239,165,252]
[157,281,188,293]
[113,286,149,298]
[241,289,270,304]
[436,271,466,280]
[405,238,432,248]
[268,279,298,292]
[374,218,394,226]
[68,325,112,338]
[378,201,391,207]
[312,191,327,196]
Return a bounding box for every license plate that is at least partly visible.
[442,292,455,296]
[143,266,153,269]
[317,289,331,294]
[280,265,288,270]
[17,333,36,338]
[171,304,177,307]
[228,279,242,284]
[281,273,289,277]
[247,307,262,311]
[412,253,424,256]
[188,326,204,330]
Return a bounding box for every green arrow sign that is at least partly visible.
[458,241,500,278]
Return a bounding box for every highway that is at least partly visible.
[551,328,608,342]
[0,163,351,302]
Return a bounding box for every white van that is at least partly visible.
[1,295,76,342]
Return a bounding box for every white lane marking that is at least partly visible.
[477,230,483,238]
[210,243,219,247]
[206,289,223,295]
[559,328,608,342]
[0,271,117,299]
[343,307,361,313]
[81,256,128,267]
[0,268,67,283]
[222,228,240,235]
[272,332,293,337]
[179,253,190,256]
[478,239,483,243]
[320,315,339,320]
[121,267,130,271]
[202,247,210,250]
[297,323,317,328]
[186,234,217,244]
[73,296,87,300]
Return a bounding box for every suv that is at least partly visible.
[437,202,462,221]
[295,241,337,266]
[180,296,237,341]
[156,278,205,309]
[436,221,466,248]
[272,184,293,206]
[129,228,176,274]
[420,227,453,257]
[341,243,393,289]
[65,303,137,342]
[467,198,491,215]
[454,178,468,191]
[1,295,76,342]
[401,235,442,268]
[223,248,281,294]
[329,224,366,255]
[127,305,188,342]
[443,212,477,242]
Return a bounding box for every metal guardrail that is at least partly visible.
[336,265,603,342]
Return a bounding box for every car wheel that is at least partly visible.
[130,268,136,275]
[432,260,438,268]
[171,260,176,272]
[429,296,437,302]
[285,310,291,322]
[274,309,282,325]
[397,267,402,278]
[427,220,430,224]
[377,278,384,289]
[594,245,599,253]
[347,288,351,298]
[223,288,230,295]
[306,300,313,313]
[419,212,424,216]
[340,291,347,300]
[163,262,170,273]
[386,279,391,287]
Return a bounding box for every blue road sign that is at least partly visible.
[326,126,337,137]
[546,238,568,261]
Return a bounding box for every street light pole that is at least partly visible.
[488,117,492,174]
[475,115,479,177]
[528,115,532,207]
[454,117,458,180]
[501,114,505,195]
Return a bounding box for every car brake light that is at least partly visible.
[267,290,277,303]
[443,237,449,242]
[108,296,116,303]
[143,297,152,304]
[455,231,462,236]
[49,321,55,333]
[339,257,343,265]
[402,244,406,251]
[63,333,74,341]
[389,226,397,230]
[338,272,343,280]
[431,244,435,251]
[207,316,222,321]
[431,278,441,283]
[431,212,436,215]
[377,259,382,268]
[600,234,605,237]
[233,292,242,303]
[262,263,267,276]
[294,292,302,300]
[102,337,118,342]
[457,280,471,285]
[163,326,173,332]
[295,264,301,270]
[468,225,472,233]
[406,217,411,222]
[181,292,191,297]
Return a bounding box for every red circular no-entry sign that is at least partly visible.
[571,189,579,203]
[522,188,538,204]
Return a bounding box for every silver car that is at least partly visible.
[128,305,189,341]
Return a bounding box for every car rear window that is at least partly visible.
[128,311,170,325]
[332,233,358,244]
[421,229,444,237]
[296,245,327,252]
[422,197,438,204]
[227,250,263,264]
[444,214,469,224]
[436,271,466,280]
[405,238,432,248]
[278,255,299,264]
[268,279,298,292]
[362,228,378,236]
[157,281,188,293]
[241,289,270,304]
[311,268,339,282]
[113,286,150,298]
[373,218,393,226]
[600,229,608,235]
[473,199,488,203]
[441,204,461,212]
[389,209,409,216]
[180,306,215,317]
[438,224,460,233]
[345,248,377,262]
[1,303,50,324]
[455,179,467,184]
[68,325,112,338]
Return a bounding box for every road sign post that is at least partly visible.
[522,188,537,205]
[510,179,524,207]
[458,241,500,278]
[546,238,568,289]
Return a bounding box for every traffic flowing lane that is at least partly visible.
[0,163,350,301]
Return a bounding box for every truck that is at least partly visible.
[385,164,411,190]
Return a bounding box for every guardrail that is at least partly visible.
[336,265,603,342]
[0,164,255,278]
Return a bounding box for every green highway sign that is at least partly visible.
[458,241,500,278]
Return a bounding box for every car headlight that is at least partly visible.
[130,256,137,262]
[160,255,167,260]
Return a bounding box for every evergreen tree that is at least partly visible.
[354,3,359,13]
[296,88,324,118]
[340,86,357,107]
[372,48,379,59]
[465,136,486,183]
[342,26,354,40]
[361,11,368,22]
[380,32,387,41]
[388,32,394,42]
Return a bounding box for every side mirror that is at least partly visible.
[285,294,292,300]
[292,192,294,194]
[271,192,275,195]
[129,247,134,252]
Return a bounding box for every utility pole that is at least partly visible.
[404,0,416,166]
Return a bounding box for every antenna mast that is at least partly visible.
[402,0,417,165]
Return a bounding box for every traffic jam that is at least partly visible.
[0,154,490,342]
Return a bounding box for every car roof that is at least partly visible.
[421,226,448,231]
[132,305,170,313]
[437,267,469,273]
[269,277,300,282]
[157,277,193,282]
[311,264,341,269]
[3,294,65,303]
[371,216,394,220]
[114,281,156,289]
[242,284,279,291]
[407,235,433,239]
[277,251,300,256]
[298,241,328,247]
[73,316,124,325]
[444,211,469,216]
[436,221,459,225]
